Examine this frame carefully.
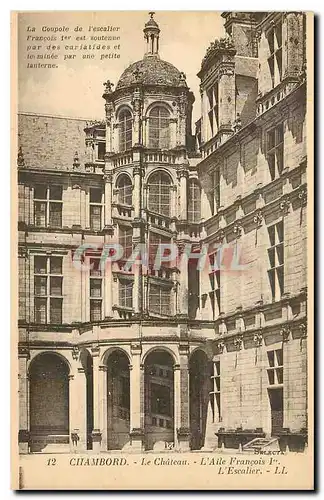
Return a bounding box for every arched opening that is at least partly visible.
[189,350,212,450]
[116,174,132,206]
[144,350,174,450]
[148,106,170,149]
[118,109,132,152]
[80,349,94,450]
[106,350,130,450]
[147,171,172,217]
[188,179,201,223]
[29,352,69,452]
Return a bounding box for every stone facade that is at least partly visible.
[17,12,308,454]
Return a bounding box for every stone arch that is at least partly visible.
[79,348,94,450]
[115,173,133,206]
[141,345,178,366]
[29,352,70,453]
[144,100,174,119]
[101,346,131,366]
[105,349,131,450]
[115,103,133,119]
[28,350,71,375]
[143,348,176,451]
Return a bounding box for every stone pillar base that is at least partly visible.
[91,430,102,453]
[130,428,144,452]
[177,427,191,451]
[18,430,29,454]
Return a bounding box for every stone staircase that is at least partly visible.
[243,436,279,452]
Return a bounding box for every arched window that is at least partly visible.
[188,180,201,223]
[118,109,132,152]
[148,106,170,149]
[117,175,132,206]
[147,171,171,217]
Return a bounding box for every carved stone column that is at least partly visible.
[178,169,189,221]
[18,346,29,454]
[91,345,102,452]
[129,343,144,451]
[177,342,190,450]
[69,357,87,453]
[104,172,113,228]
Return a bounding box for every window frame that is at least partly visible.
[90,257,103,321]
[148,106,171,149]
[118,108,133,152]
[266,123,284,181]
[34,255,63,324]
[188,179,201,223]
[34,185,63,228]
[267,220,284,301]
[89,188,103,231]
[147,171,172,217]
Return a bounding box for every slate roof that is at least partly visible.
[116,57,186,90]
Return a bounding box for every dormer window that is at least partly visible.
[118,109,133,152]
[148,106,170,149]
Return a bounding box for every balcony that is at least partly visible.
[144,150,177,164]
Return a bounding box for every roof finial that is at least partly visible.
[149,11,155,19]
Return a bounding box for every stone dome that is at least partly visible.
[116,57,186,90]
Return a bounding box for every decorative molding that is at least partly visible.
[18,346,29,359]
[17,146,25,167]
[253,332,263,347]
[298,188,307,206]
[233,221,243,238]
[279,197,290,215]
[71,346,79,361]
[253,210,263,227]
[233,335,244,350]
[299,323,307,338]
[216,340,225,354]
[280,325,291,342]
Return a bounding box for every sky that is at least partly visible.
[17,11,225,124]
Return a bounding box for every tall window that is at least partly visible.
[267,221,284,300]
[267,21,283,88]
[207,84,219,137]
[148,232,171,270]
[34,255,63,324]
[149,284,171,316]
[119,279,133,309]
[118,109,132,152]
[97,141,106,161]
[117,175,132,206]
[267,348,283,385]
[213,169,220,213]
[119,226,133,259]
[266,124,284,180]
[209,253,221,320]
[210,360,221,422]
[147,171,171,217]
[34,185,63,228]
[89,188,102,231]
[188,180,201,223]
[148,106,170,149]
[90,257,102,321]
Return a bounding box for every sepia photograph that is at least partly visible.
[12,10,314,490]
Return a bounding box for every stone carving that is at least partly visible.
[253,210,263,227]
[233,335,244,350]
[280,326,291,342]
[253,332,263,347]
[103,80,114,93]
[17,146,25,167]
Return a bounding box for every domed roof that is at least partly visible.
[116,57,186,90]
